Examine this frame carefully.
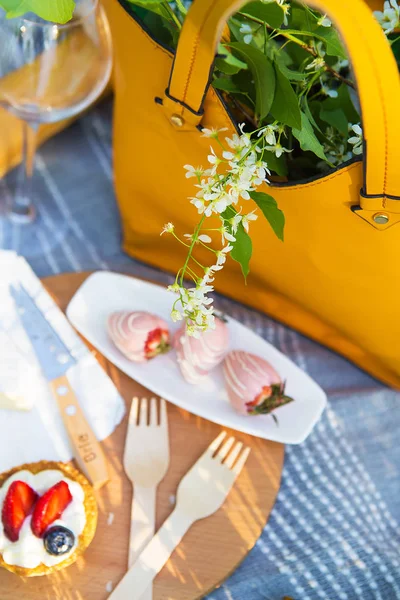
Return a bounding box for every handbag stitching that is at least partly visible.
[178,3,218,116]
[349,19,388,203]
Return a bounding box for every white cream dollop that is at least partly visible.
[0,470,86,569]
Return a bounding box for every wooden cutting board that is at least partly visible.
[0,272,284,600]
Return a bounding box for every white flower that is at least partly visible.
[189,196,206,214]
[239,23,253,44]
[348,123,363,156]
[229,213,242,233]
[171,309,183,322]
[225,130,251,151]
[258,124,278,145]
[186,324,202,338]
[274,0,291,25]
[317,14,332,27]
[160,222,174,235]
[242,210,258,232]
[216,251,228,266]
[210,263,224,272]
[254,161,271,183]
[306,57,325,71]
[184,165,204,179]
[184,233,212,243]
[168,283,180,293]
[375,0,400,34]
[201,127,228,138]
[320,78,338,98]
[207,147,221,167]
[220,225,236,243]
[264,143,292,158]
[201,269,215,285]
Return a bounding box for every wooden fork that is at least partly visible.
[123,397,170,599]
[112,431,250,600]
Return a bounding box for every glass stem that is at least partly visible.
[10,121,38,223]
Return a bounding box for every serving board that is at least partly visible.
[0,272,284,600]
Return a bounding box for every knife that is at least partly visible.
[10,283,109,490]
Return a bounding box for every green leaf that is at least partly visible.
[288,5,314,31]
[213,78,242,93]
[215,58,242,75]
[261,149,288,177]
[218,44,248,70]
[231,223,253,279]
[222,207,252,279]
[228,42,275,120]
[292,112,327,161]
[249,191,285,241]
[270,64,301,129]
[3,0,75,22]
[302,96,322,133]
[322,84,360,123]
[316,27,347,59]
[240,1,285,29]
[126,0,171,20]
[275,53,308,81]
[319,107,348,135]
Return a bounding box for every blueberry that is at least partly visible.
[43,526,75,556]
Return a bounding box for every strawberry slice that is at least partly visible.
[31,481,72,538]
[2,481,38,542]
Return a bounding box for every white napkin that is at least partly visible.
[0,251,125,472]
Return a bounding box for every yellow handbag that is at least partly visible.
[103,0,400,387]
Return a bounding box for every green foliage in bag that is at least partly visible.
[0,0,75,22]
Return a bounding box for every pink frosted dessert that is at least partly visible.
[174,317,229,384]
[107,311,170,362]
[223,350,293,418]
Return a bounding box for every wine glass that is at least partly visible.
[0,0,112,223]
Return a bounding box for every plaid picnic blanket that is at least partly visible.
[1,100,399,600]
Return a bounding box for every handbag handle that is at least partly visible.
[162,0,400,214]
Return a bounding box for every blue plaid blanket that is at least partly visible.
[1,100,399,600]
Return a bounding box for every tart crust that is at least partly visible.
[0,461,98,577]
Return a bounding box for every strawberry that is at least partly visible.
[223,351,294,420]
[174,317,229,384]
[31,481,72,538]
[144,327,170,359]
[2,481,38,542]
[108,311,170,362]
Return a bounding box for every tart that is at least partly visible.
[0,461,97,577]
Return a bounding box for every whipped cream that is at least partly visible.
[0,470,86,569]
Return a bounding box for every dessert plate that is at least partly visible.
[66,272,327,444]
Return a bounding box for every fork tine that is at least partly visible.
[224,441,243,468]
[129,397,139,425]
[207,431,227,456]
[139,397,148,425]
[216,436,235,461]
[232,447,251,476]
[150,397,158,425]
[160,398,167,426]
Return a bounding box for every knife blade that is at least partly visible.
[10,283,109,489]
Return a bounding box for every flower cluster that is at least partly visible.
[258,123,292,158]
[374,0,400,34]
[348,124,363,156]
[162,125,275,334]
[318,123,363,169]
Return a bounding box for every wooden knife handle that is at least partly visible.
[50,374,109,489]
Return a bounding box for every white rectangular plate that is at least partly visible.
[66,272,327,444]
